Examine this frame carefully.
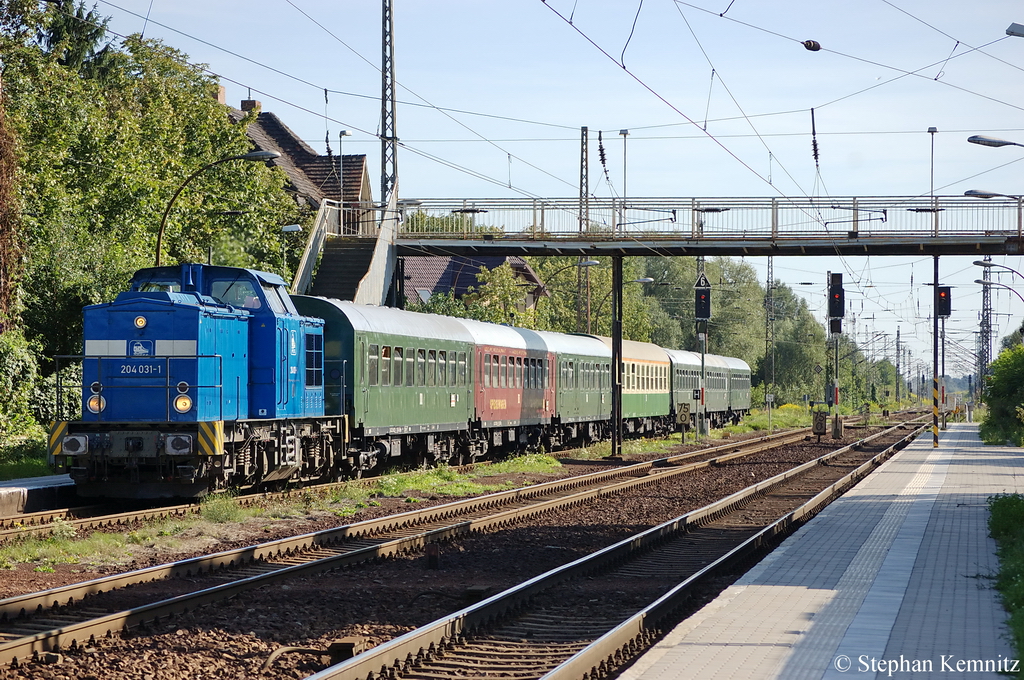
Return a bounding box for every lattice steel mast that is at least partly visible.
[380,0,398,206]
[979,254,993,392]
[578,126,589,333]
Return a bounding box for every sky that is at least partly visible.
[96,0,1024,379]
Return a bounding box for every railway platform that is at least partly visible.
[0,474,73,513]
[620,422,1020,680]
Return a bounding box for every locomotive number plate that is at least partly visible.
[117,362,164,376]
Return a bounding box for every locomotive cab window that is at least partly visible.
[211,279,262,309]
[138,279,181,293]
[262,283,297,314]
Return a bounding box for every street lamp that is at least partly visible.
[281,224,302,287]
[155,150,280,266]
[974,279,1024,305]
[968,135,1024,149]
[974,260,1024,279]
[339,131,352,234]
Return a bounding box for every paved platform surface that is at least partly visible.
[621,423,1021,680]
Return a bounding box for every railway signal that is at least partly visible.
[694,272,712,320]
[828,273,845,318]
[937,286,951,317]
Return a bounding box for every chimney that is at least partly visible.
[241,99,262,112]
[215,85,226,105]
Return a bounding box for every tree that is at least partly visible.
[462,263,538,328]
[2,10,305,360]
[980,345,1024,446]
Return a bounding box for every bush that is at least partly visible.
[980,345,1024,446]
[0,330,40,445]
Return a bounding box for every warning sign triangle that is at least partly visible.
[694,273,711,288]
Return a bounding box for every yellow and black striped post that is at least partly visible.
[198,421,225,456]
[48,421,68,459]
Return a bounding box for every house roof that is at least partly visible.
[402,256,544,303]
[231,106,367,207]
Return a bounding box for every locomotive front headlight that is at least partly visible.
[133,315,147,329]
[173,394,193,413]
[87,394,106,413]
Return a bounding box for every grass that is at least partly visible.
[0,433,53,482]
[0,455,567,569]
[988,494,1024,659]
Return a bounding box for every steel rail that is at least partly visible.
[541,425,929,680]
[304,422,924,680]
[0,459,493,543]
[0,427,812,543]
[0,424,842,666]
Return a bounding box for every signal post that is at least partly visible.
[828,273,845,439]
[695,272,711,437]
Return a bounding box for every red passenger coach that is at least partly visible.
[458,319,554,450]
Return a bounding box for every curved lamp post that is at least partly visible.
[974,279,1024,305]
[155,150,281,266]
[967,135,1024,149]
[974,260,1024,280]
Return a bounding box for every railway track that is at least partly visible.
[0,458,497,543]
[307,422,926,680]
[0,423,859,668]
[0,426,816,543]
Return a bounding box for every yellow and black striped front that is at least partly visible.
[48,421,69,458]
[198,421,224,456]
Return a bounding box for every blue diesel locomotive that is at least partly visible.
[49,263,750,499]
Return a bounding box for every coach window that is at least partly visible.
[515,357,522,388]
[449,352,456,386]
[490,355,498,388]
[406,351,415,386]
[305,334,323,387]
[416,349,426,386]
[380,347,391,386]
[427,350,437,386]
[368,344,379,386]
[393,348,404,385]
[458,352,467,386]
[484,354,491,387]
[438,351,447,385]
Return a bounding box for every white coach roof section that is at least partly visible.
[663,348,703,369]
[592,336,670,363]
[292,298,475,343]
[532,330,611,358]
